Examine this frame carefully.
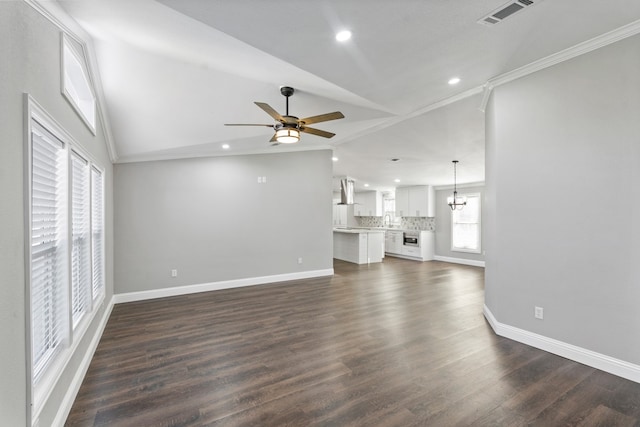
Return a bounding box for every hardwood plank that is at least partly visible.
[65,257,640,426]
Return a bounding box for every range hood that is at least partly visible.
[338,179,355,205]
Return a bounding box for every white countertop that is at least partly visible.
[333,227,433,233]
[333,228,385,234]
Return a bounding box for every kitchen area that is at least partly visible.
[333,179,435,265]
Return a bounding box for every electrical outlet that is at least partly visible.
[297,257,303,264]
[534,306,544,320]
[171,269,177,277]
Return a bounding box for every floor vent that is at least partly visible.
[478,0,542,26]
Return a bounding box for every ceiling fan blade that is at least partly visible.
[255,102,284,122]
[269,133,278,143]
[224,123,273,127]
[300,126,335,139]
[299,111,344,125]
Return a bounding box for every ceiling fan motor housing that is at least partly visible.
[280,86,295,97]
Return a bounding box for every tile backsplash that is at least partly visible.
[356,216,435,231]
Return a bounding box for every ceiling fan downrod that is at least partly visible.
[280,86,294,117]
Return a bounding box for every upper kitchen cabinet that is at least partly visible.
[354,191,382,217]
[395,186,435,217]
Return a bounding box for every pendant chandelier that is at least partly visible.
[447,160,467,211]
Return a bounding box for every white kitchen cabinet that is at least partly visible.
[386,230,434,261]
[384,230,403,254]
[333,230,384,264]
[395,187,409,218]
[333,204,346,226]
[394,185,435,217]
[354,191,383,217]
[333,201,357,227]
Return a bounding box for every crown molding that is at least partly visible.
[334,86,484,147]
[24,0,119,163]
[434,182,485,191]
[487,18,640,90]
[115,144,331,164]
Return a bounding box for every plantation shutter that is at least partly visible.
[71,151,91,326]
[91,166,104,300]
[30,120,69,380]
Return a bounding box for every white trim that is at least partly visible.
[25,94,109,425]
[61,33,97,135]
[333,86,484,147]
[24,0,119,162]
[433,255,485,267]
[434,182,485,191]
[113,269,335,304]
[487,19,640,89]
[115,143,330,164]
[51,297,114,427]
[483,305,640,384]
[451,192,481,254]
[479,83,493,113]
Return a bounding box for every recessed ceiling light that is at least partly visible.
[222,144,230,149]
[364,183,369,187]
[336,30,352,42]
[394,179,401,183]
[332,156,339,162]
[448,77,461,85]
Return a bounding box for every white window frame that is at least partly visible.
[451,192,481,254]
[61,33,97,135]
[91,166,105,303]
[70,150,92,328]
[25,95,105,423]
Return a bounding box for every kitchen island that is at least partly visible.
[333,228,385,264]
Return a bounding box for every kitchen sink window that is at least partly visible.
[383,195,400,227]
[451,193,481,253]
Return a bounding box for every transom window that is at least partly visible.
[62,34,96,133]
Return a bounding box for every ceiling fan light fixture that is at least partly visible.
[275,127,300,143]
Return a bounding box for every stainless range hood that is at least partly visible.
[338,178,355,205]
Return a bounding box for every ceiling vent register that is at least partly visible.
[478,0,542,26]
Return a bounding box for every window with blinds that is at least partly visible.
[451,193,481,253]
[30,120,70,381]
[71,152,91,327]
[27,98,106,417]
[91,166,104,301]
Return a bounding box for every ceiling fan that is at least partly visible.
[224,86,344,144]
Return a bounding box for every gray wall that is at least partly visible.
[114,150,333,294]
[435,185,485,263]
[485,34,640,364]
[0,3,114,426]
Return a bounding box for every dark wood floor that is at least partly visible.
[66,258,640,426]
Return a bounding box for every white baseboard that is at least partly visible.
[53,296,115,427]
[483,305,640,384]
[113,269,335,304]
[434,255,485,267]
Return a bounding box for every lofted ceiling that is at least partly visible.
[57,0,640,191]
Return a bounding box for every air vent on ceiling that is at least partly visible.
[478,0,542,26]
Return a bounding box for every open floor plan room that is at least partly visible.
[66,259,640,426]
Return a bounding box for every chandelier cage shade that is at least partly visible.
[447,160,467,211]
[275,127,300,143]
